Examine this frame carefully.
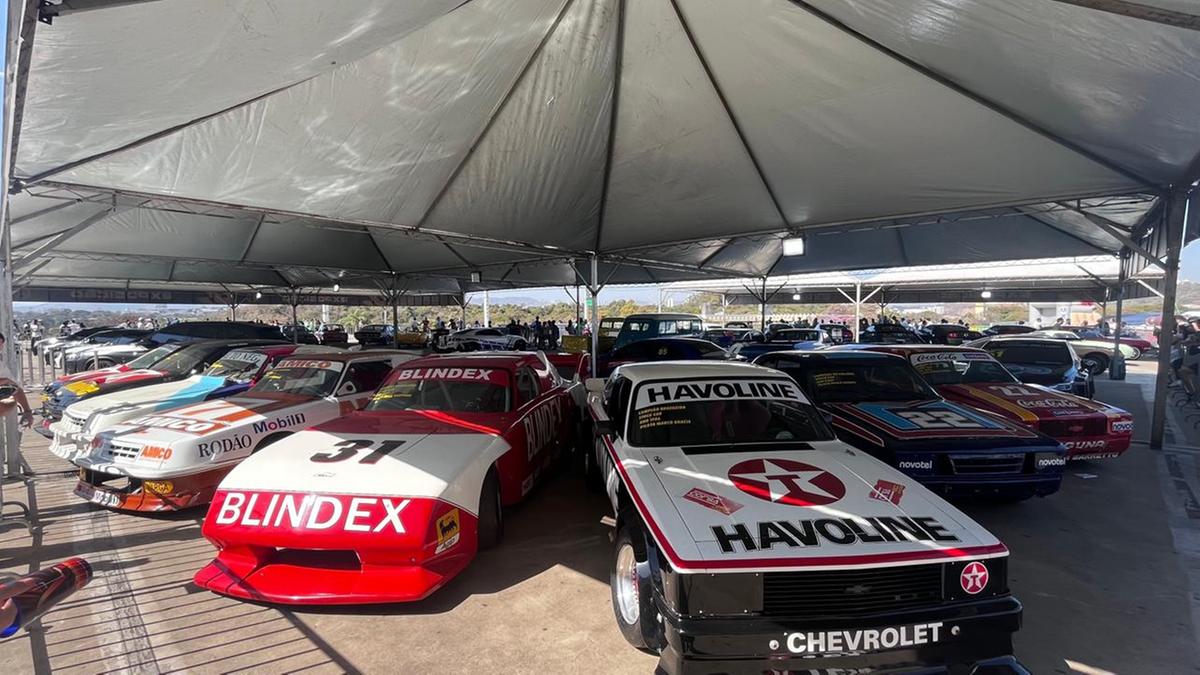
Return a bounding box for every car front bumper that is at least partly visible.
[74,466,231,512]
[656,596,1025,675]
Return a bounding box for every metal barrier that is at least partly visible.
[16,343,57,389]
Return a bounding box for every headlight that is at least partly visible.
[1052,383,1073,391]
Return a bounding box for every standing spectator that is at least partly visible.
[549,320,560,350]
[29,320,43,355]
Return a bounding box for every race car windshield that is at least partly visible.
[780,363,938,403]
[125,344,181,369]
[630,397,833,447]
[205,351,269,383]
[988,343,1071,366]
[148,343,217,376]
[367,379,511,413]
[249,366,341,397]
[911,355,1018,385]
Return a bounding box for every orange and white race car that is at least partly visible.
[72,352,417,512]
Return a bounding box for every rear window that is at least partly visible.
[367,366,511,413]
[779,362,937,403]
[775,329,821,342]
[628,378,832,447]
[909,352,1017,385]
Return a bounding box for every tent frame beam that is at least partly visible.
[1059,202,1166,268]
[667,0,790,229]
[13,205,116,270]
[788,0,1159,190]
[1046,0,1200,31]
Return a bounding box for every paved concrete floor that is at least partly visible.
[2,362,1199,674]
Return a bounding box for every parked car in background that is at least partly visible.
[848,344,1133,460]
[611,313,705,351]
[818,323,854,344]
[145,321,287,345]
[701,327,753,348]
[74,351,415,512]
[597,337,730,377]
[858,324,928,344]
[1028,328,1141,366]
[50,342,310,463]
[38,326,113,362]
[194,352,582,604]
[281,324,320,345]
[60,329,152,373]
[596,317,624,353]
[964,336,1093,397]
[354,324,396,347]
[920,323,972,345]
[756,350,1066,501]
[585,361,1025,673]
[729,327,831,361]
[722,320,751,329]
[981,324,1036,337]
[436,327,528,352]
[314,323,349,345]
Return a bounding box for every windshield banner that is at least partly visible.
[635,379,805,410]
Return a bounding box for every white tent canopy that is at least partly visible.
[5,0,1198,291]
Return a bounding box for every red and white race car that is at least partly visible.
[194,352,581,604]
[72,352,415,512]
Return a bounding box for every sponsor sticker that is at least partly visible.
[277,359,343,372]
[395,367,500,383]
[435,509,461,554]
[128,414,223,435]
[634,379,804,409]
[64,381,99,395]
[1064,440,1105,451]
[780,622,944,655]
[1017,398,1081,409]
[711,515,959,553]
[1036,455,1067,468]
[1112,420,1134,433]
[214,491,411,534]
[75,482,120,508]
[898,460,934,471]
[727,457,846,507]
[960,561,989,594]
[869,479,905,505]
[682,487,744,515]
[138,445,173,461]
[198,434,253,458]
[911,352,991,364]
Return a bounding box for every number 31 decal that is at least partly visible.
[896,410,984,429]
[310,439,407,465]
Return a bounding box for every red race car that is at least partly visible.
[843,345,1133,460]
[194,352,581,604]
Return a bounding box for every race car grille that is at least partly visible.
[762,564,943,618]
[60,414,86,434]
[104,442,141,462]
[946,454,1025,475]
[1039,418,1107,437]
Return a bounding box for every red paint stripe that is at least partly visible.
[599,434,1007,572]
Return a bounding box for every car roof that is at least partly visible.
[760,350,905,364]
[981,336,1069,345]
[615,360,787,383]
[855,344,989,354]
[402,352,544,370]
[277,349,405,363]
[624,336,718,345]
[184,338,289,348]
[623,313,703,320]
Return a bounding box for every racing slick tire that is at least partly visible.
[1080,353,1109,376]
[611,523,664,653]
[477,469,503,550]
[513,339,527,351]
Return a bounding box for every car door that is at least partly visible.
[509,365,567,497]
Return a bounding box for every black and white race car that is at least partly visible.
[587,361,1027,674]
[435,328,528,353]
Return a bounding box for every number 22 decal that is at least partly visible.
[310,439,407,464]
[896,410,983,429]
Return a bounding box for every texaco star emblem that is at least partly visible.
[727,458,846,506]
[960,561,989,594]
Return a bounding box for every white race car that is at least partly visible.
[588,361,1026,674]
[48,344,323,462]
[72,352,415,512]
[435,327,528,352]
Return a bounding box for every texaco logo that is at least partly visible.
[960,561,989,595]
[726,458,846,507]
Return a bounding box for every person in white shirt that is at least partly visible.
[0,332,33,428]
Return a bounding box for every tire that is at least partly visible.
[477,469,503,550]
[611,523,664,652]
[513,339,527,351]
[460,341,480,352]
[1081,353,1109,376]
[1127,347,1142,360]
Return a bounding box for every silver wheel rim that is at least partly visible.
[615,543,640,625]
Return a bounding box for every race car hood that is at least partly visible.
[617,439,1004,572]
[215,412,507,514]
[824,399,1053,450]
[52,363,133,386]
[936,383,1118,424]
[101,393,317,448]
[64,375,235,430]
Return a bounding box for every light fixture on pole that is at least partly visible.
[469,270,482,284]
[332,283,340,293]
[254,291,262,300]
[981,290,992,299]
[782,236,806,257]
[791,293,800,301]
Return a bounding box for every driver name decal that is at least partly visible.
[395,367,497,382]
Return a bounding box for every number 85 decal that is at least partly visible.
[895,410,984,429]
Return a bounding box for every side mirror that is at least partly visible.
[585,377,606,396]
[337,381,358,396]
[594,418,613,436]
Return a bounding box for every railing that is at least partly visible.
[16,343,61,390]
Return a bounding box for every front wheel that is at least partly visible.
[1127,347,1142,360]
[477,469,503,550]
[611,524,663,652]
[513,339,527,351]
[1081,353,1109,376]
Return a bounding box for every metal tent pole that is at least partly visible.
[759,277,768,331]
[590,255,600,375]
[483,290,490,327]
[854,283,862,341]
[1111,251,1127,377]
[1151,192,1187,449]
[392,292,400,349]
[291,299,299,344]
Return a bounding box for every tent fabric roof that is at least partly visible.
[7,0,1198,290]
